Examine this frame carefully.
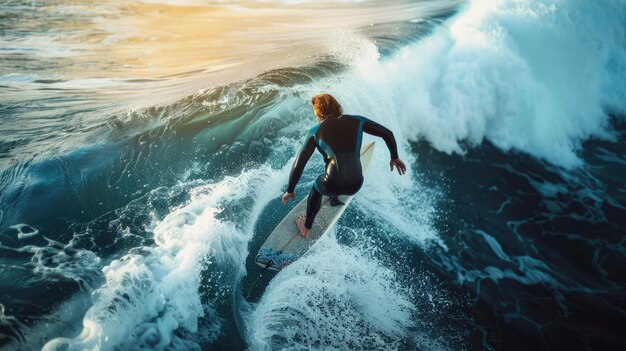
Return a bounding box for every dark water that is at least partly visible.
[1,0,626,350]
[419,123,626,350]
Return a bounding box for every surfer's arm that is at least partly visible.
[362,118,399,160]
[286,135,316,193]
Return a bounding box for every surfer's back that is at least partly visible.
[315,114,362,154]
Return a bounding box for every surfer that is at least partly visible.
[282,93,406,238]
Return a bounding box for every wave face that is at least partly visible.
[1,0,626,350]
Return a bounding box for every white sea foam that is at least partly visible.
[248,235,419,350]
[43,164,288,350]
[10,223,40,239]
[307,0,626,168]
[355,138,443,247]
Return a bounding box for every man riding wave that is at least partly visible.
[282,94,407,237]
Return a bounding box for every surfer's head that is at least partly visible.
[311,94,343,121]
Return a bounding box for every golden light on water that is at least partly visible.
[0,0,463,111]
[23,1,452,84]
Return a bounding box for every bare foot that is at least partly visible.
[296,215,310,238]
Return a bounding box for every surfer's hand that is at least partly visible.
[390,158,407,175]
[282,192,295,204]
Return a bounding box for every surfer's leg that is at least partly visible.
[305,186,323,229]
[297,175,339,236]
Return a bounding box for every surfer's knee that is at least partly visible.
[329,196,344,206]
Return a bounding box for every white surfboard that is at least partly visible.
[255,142,376,270]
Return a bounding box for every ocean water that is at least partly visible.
[1,0,625,350]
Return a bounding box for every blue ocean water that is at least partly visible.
[1,0,625,350]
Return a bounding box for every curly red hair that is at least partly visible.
[311,94,343,121]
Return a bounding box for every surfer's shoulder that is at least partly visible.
[347,114,367,122]
[351,114,381,125]
[307,122,321,137]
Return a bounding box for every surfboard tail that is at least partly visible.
[254,247,297,270]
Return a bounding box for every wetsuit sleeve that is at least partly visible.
[362,118,399,159]
[286,135,316,193]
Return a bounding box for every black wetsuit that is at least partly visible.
[286,114,399,229]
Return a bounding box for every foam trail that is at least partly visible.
[248,235,451,351]
[304,0,626,168]
[43,163,288,350]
